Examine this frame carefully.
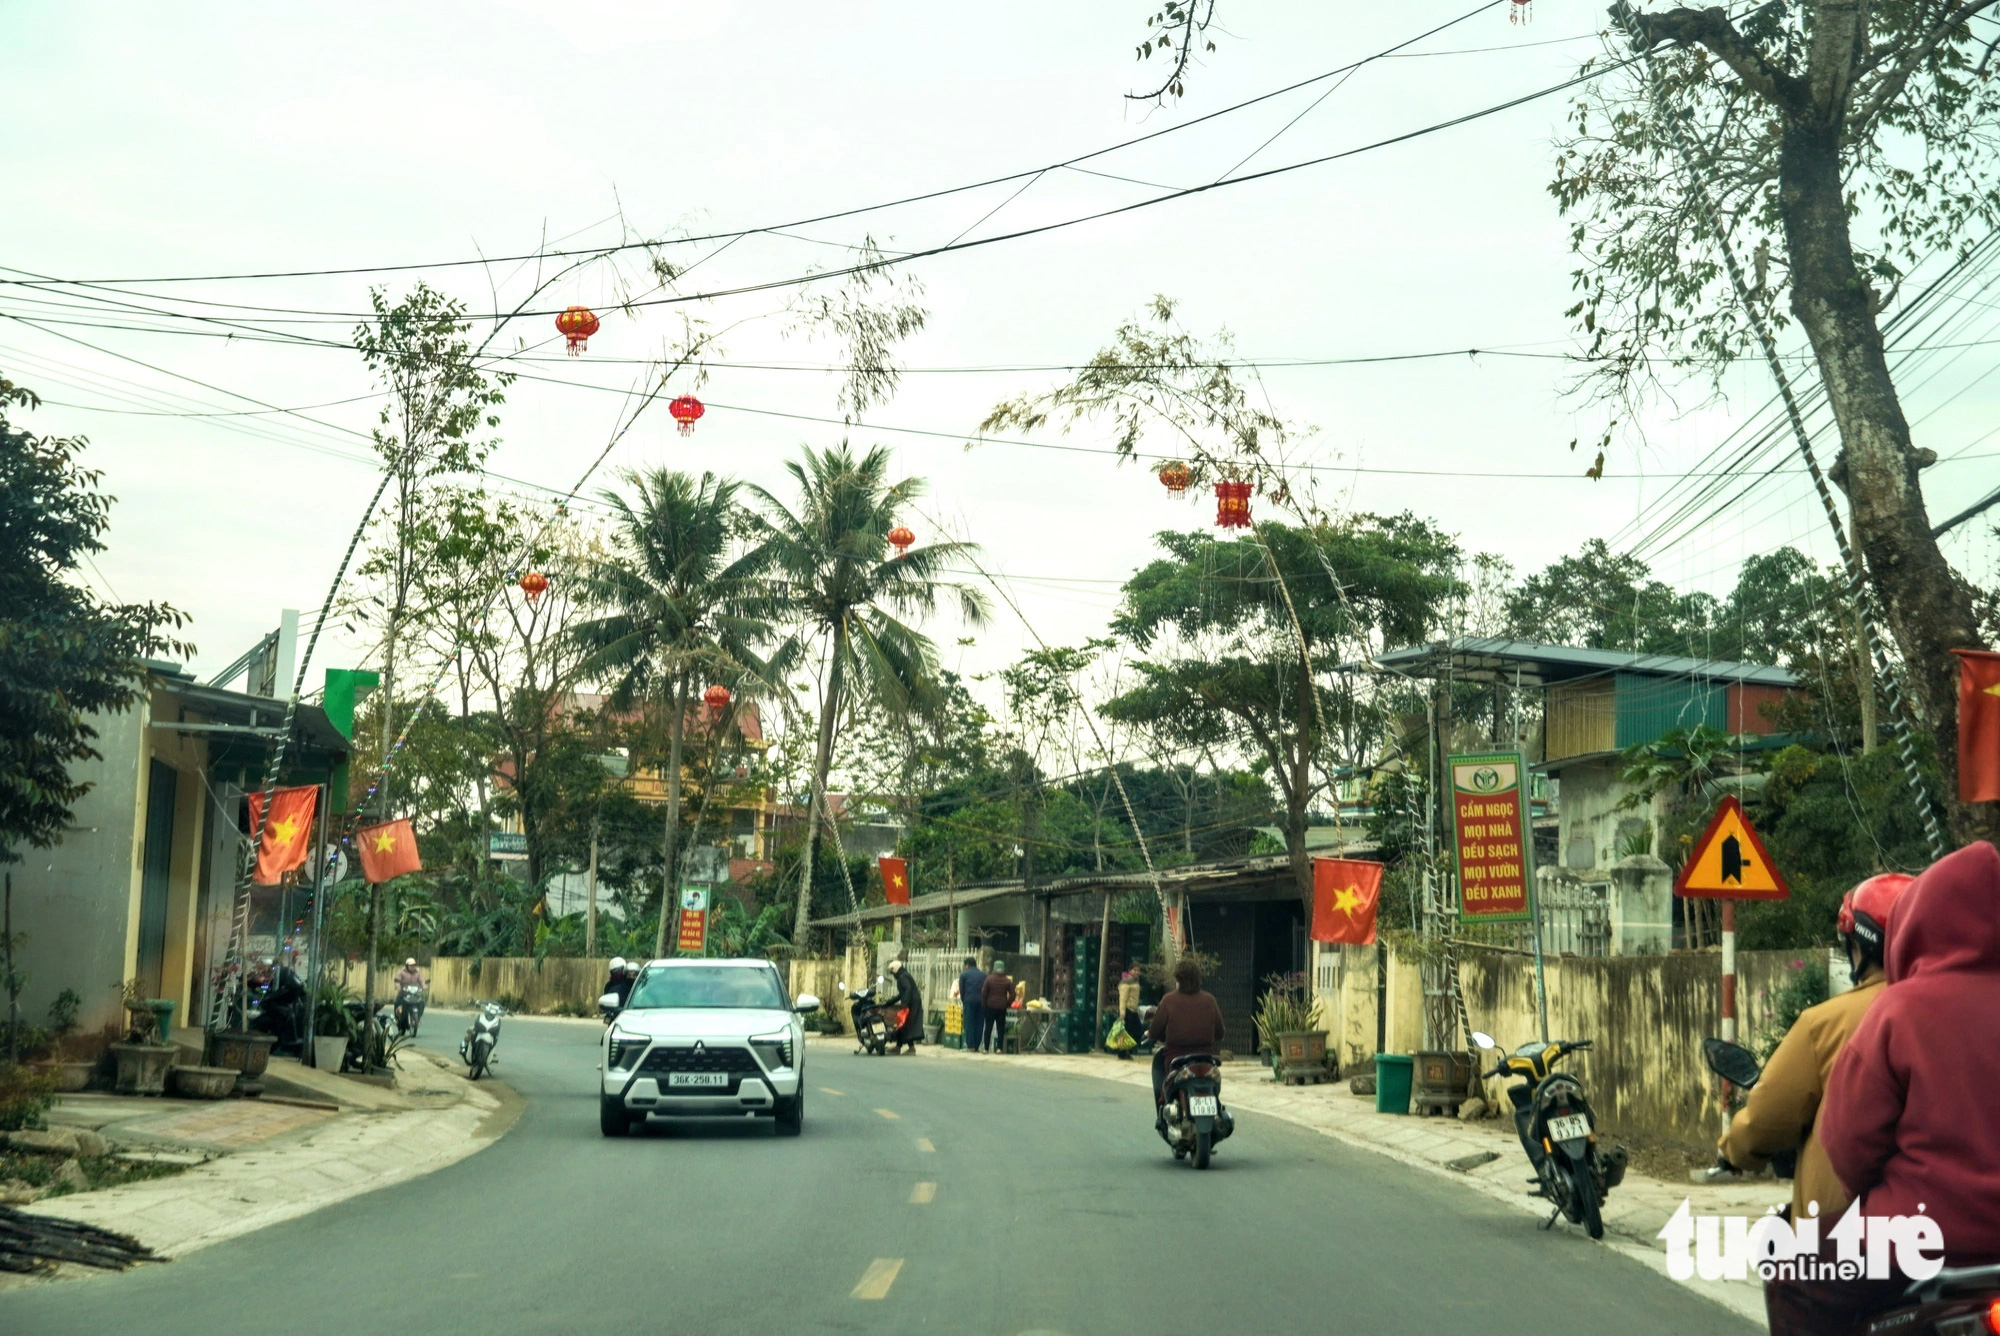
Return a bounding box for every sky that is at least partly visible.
[6,1,1999,724]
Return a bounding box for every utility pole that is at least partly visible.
[584,819,600,961]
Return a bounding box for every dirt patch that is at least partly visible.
[1597,1120,1724,1183]
[0,1149,190,1199]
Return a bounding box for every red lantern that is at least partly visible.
[1158,461,1192,493]
[703,684,732,713]
[668,394,705,436]
[1214,481,1252,530]
[887,525,915,558]
[1510,0,1530,22]
[520,571,550,602]
[555,306,599,356]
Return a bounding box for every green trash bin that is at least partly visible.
[1374,1053,1414,1115]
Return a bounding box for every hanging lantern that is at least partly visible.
[555,306,600,356]
[703,684,732,713]
[1510,0,1530,23]
[669,394,705,435]
[1158,461,1192,493]
[519,571,550,602]
[1214,481,1253,529]
[887,525,915,558]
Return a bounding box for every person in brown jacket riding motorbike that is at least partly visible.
[1716,871,1912,1335]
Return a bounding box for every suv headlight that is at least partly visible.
[607,1030,648,1070]
[749,1031,793,1071]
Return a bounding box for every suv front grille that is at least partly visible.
[638,1045,758,1075]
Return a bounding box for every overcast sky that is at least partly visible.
[7,1,1998,717]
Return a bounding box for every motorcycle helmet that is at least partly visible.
[404,958,417,968]
[609,956,628,973]
[1837,872,1914,982]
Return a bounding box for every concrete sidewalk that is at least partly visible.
[916,1041,1783,1325]
[13,1047,517,1275]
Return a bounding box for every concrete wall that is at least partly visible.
[1315,941,1830,1148]
[1553,755,1662,873]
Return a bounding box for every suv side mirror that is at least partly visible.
[598,993,621,1011]
[795,993,821,1014]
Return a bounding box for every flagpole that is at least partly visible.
[304,784,328,1061]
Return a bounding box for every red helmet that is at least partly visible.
[1837,872,1915,959]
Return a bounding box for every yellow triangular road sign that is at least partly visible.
[1675,795,1789,900]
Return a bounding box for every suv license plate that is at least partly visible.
[1187,1095,1218,1117]
[667,1072,729,1088]
[1547,1113,1590,1141]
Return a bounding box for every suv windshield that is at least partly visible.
[627,966,785,1010]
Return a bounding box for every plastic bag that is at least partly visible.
[1106,1018,1137,1052]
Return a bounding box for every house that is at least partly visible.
[10,651,351,1052]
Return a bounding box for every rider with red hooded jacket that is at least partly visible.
[1822,841,2000,1271]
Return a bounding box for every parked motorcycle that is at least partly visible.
[1471,1031,1627,1239]
[1862,1265,2000,1335]
[460,1000,506,1079]
[1156,1051,1233,1169]
[1691,1037,1799,1184]
[841,979,893,1056]
[340,998,395,1073]
[394,984,426,1037]
[248,965,309,1055]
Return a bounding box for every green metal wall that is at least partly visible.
[1612,673,1726,748]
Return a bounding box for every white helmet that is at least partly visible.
[609,957,627,972]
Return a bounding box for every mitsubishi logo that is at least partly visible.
[693,1041,705,1054]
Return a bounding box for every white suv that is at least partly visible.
[599,958,819,1138]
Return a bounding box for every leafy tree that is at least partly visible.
[0,374,188,864]
[1555,2,2000,841]
[743,444,991,944]
[1505,540,1717,654]
[573,468,774,955]
[1104,518,1459,900]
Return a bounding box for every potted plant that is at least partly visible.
[24,991,93,1092]
[203,963,276,1087]
[1254,972,1332,1081]
[309,978,356,1073]
[109,979,177,1096]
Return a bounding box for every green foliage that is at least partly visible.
[0,373,190,862]
[1252,971,1323,1045]
[0,1062,56,1131]
[354,283,511,482]
[1616,726,1754,812]
[706,897,793,959]
[1757,955,1831,1061]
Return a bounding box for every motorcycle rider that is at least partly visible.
[1145,958,1225,1116]
[1818,841,2000,1329]
[392,957,426,1033]
[1712,872,1910,1335]
[602,957,638,1009]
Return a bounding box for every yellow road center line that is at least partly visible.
[851,1257,904,1300]
[874,1107,900,1120]
[909,1181,936,1205]
[916,1137,935,1153]
[819,1087,844,1096]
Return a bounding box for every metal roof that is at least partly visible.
[1371,637,1796,689]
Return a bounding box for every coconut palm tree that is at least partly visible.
[743,444,990,944]
[572,468,776,958]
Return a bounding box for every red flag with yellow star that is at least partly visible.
[879,855,910,906]
[1953,649,2000,802]
[1312,857,1384,945]
[247,786,318,885]
[357,818,422,884]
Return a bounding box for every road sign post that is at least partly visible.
[676,885,710,956]
[1449,752,1544,1041]
[1675,795,1790,1116]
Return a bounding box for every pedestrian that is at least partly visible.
[889,957,924,1055]
[979,960,1014,1054]
[1817,841,2000,1331]
[957,955,987,1053]
[1145,958,1225,1119]
[1714,873,1911,1335]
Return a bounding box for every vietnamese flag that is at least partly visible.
[248,786,318,885]
[1953,649,2000,802]
[879,855,910,906]
[1312,857,1385,945]
[357,818,423,884]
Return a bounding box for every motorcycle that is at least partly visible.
[394,984,426,1037]
[340,998,395,1073]
[1156,1051,1233,1169]
[1691,1037,1799,1184]
[460,999,506,1079]
[841,979,894,1057]
[1862,1264,2000,1335]
[247,966,308,1055]
[1471,1031,1627,1240]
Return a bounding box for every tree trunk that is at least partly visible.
[654,672,690,960]
[1778,117,1995,842]
[791,638,847,947]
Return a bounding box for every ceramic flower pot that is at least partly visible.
[109,1042,176,1096]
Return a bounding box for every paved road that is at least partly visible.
[1,1016,1757,1335]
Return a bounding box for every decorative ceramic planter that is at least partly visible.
[1413,1049,1475,1116]
[1274,1030,1329,1075]
[109,1043,176,1095]
[32,1060,95,1092]
[312,1034,349,1073]
[171,1065,238,1099]
[206,1030,277,1077]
